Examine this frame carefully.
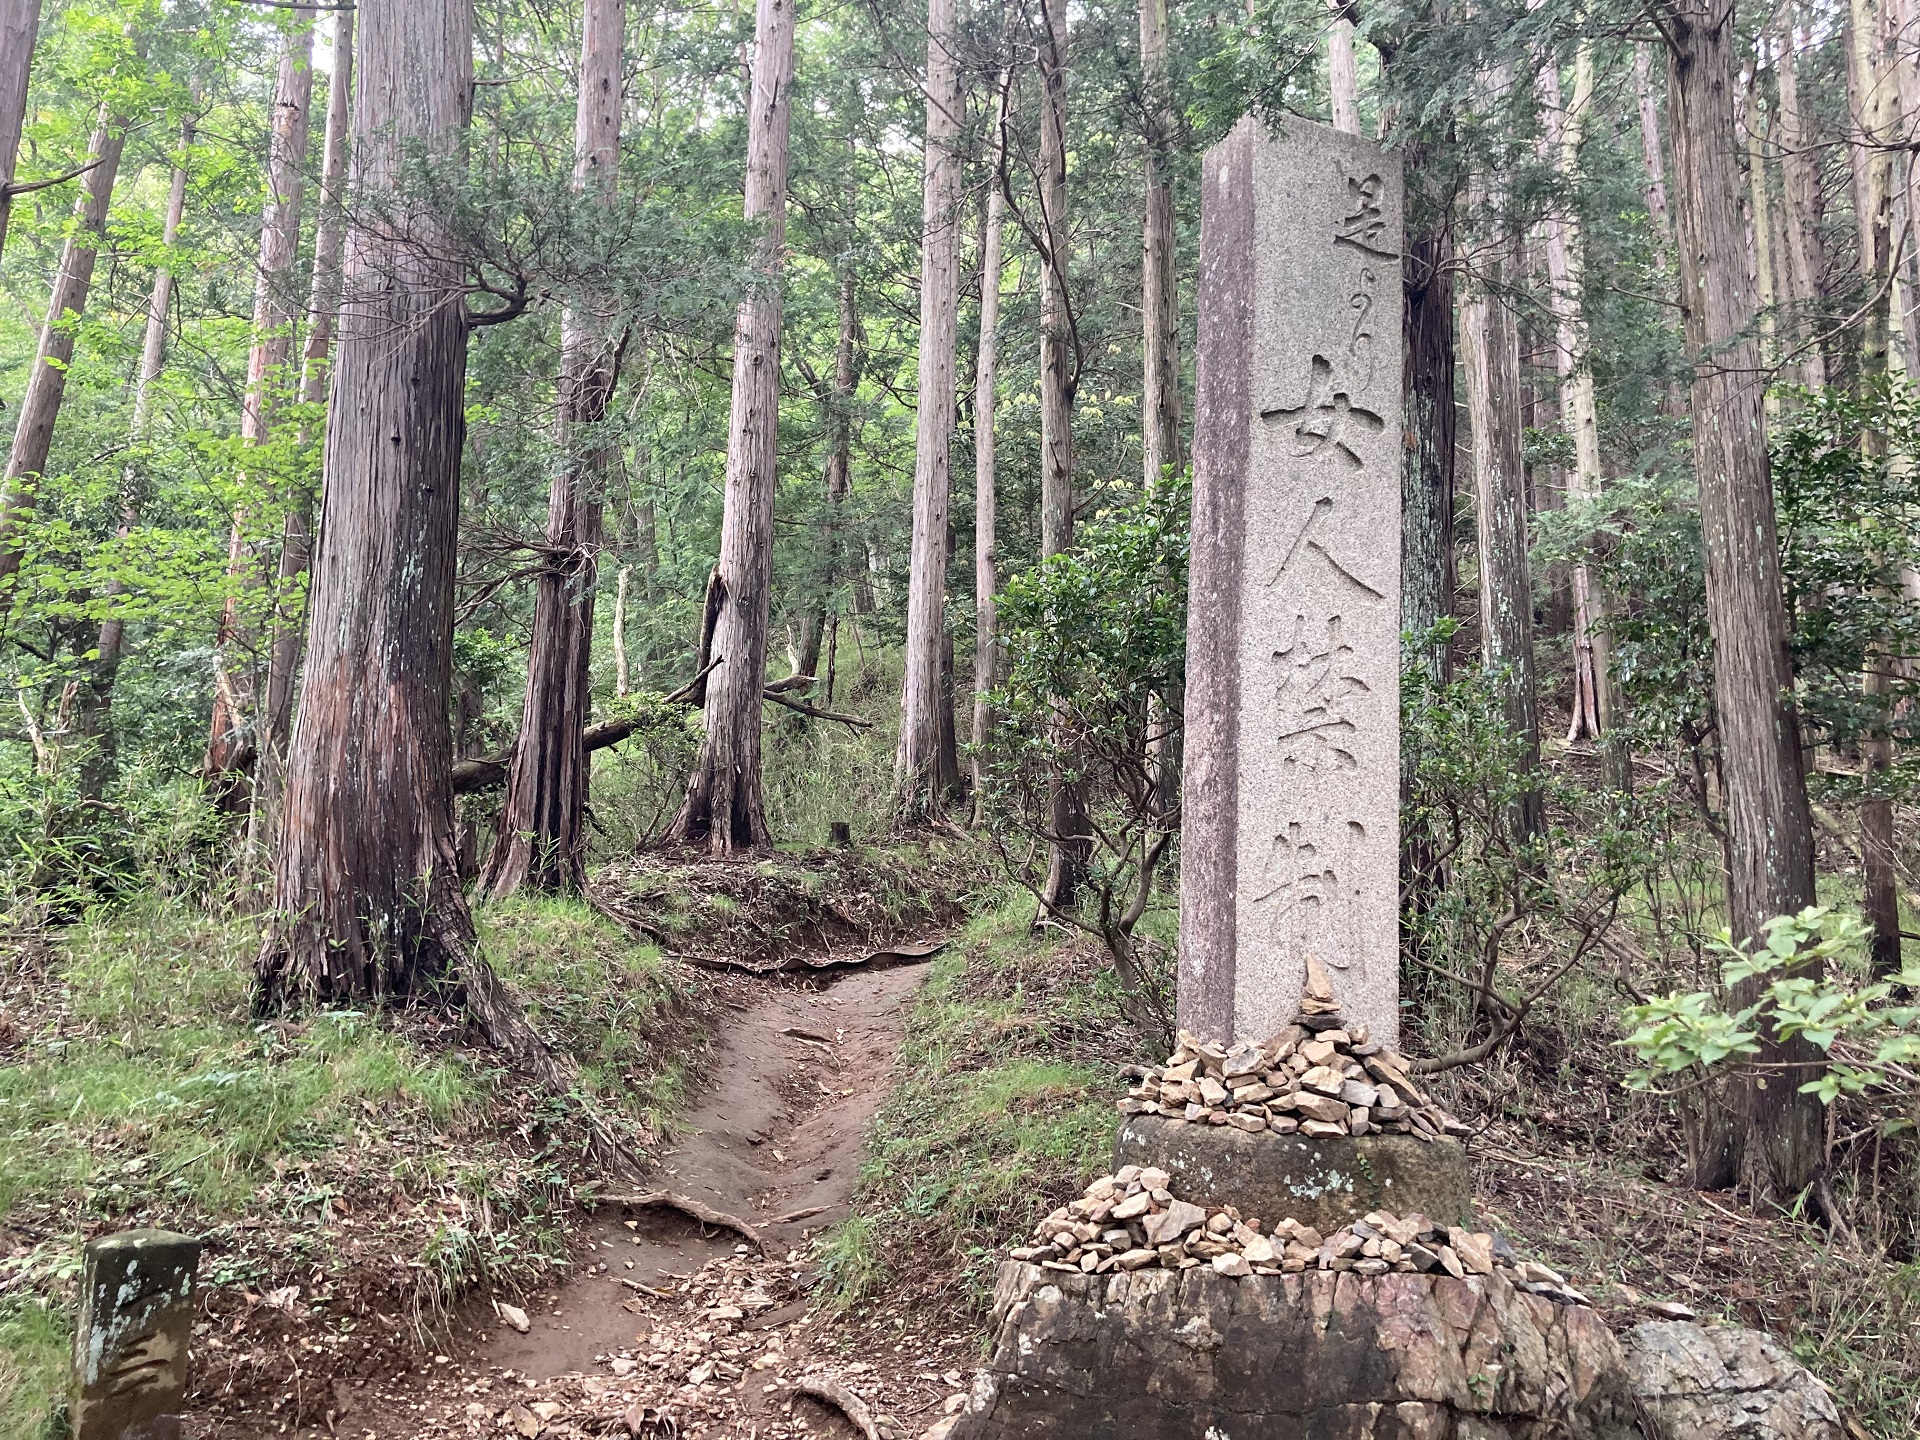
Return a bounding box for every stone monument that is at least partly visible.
[1117,114,1467,1230]
[70,1229,202,1440]
[1180,114,1404,1050]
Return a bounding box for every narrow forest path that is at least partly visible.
[286,954,978,1440]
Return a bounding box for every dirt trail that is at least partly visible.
[303,956,978,1440]
[482,960,925,1382]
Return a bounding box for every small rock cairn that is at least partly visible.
[1116,962,1469,1141]
[1010,1166,1591,1306]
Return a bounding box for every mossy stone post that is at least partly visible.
[70,1229,202,1440]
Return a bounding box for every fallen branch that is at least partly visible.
[790,1378,880,1440]
[592,1189,766,1251]
[761,688,871,728]
[450,659,855,795]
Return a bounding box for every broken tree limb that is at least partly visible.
[591,1189,766,1251]
[761,688,871,727]
[791,1378,881,1440]
[449,658,864,796]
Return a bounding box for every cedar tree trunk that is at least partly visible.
[482,0,625,897]
[971,72,1010,826]
[667,0,796,852]
[897,0,964,818]
[257,0,483,1005]
[207,9,317,777]
[1664,0,1822,1196]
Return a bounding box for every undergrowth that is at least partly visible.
[818,887,1147,1310]
[0,890,693,1439]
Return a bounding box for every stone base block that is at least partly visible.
[1114,1114,1472,1233]
[950,1260,1639,1440]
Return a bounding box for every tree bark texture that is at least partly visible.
[258,0,481,1005]
[1460,163,1544,846]
[75,126,191,798]
[1038,0,1074,560]
[207,8,318,777]
[0,0,44,262]
[1328,0,1360,135]
[972,74,1010,827]
[1140,0,1182,485]
[1548,46,1627,781]
[1036,0,1089,909]
[483,0,625,897]
[1849,0,1903,979]
[897,0,964,819]
[668,0,796,853]
[1664,0,1821,1196]
[1773,21,1830,389]
[261,7,354,769]
[0,105,127,632]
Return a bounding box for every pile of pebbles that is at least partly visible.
[1117,970,1470,1141]
[1009,1167,1591,1306]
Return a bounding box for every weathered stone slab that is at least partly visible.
[1622,1320,1843,1440]
[1181,115,1406,1048]
[1114,1114,1470,1234]
[950,1260,1639,1439]
[70,1229,202,1440]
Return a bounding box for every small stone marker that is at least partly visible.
[71,1229,202,1440]
[1181,116,1404,1046]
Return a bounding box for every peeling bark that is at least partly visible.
[667,0,796,853]
[1662,0,1821,1195]
[483,0,625,897]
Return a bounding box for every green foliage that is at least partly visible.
[1622,906,1920,1110]
[978,475,1187,1034]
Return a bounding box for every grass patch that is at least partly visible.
[826,888,1139,1310]
[0,889,696,1439]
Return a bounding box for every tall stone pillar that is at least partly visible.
[1180,115,1405,1047]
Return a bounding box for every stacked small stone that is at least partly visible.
[1008,1168,1590,1305]
[1116,1010,1470,1142]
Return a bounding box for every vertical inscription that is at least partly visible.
[1236,127,1400,1042]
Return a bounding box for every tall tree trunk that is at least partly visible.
[897,0,964,819]
[1663,0,1821,1197]
[1461,134,1544,847]
[1327,0,1360,135]
[482,0,625,897]
[1140,0,1182,484]
[1549,45,1629,787]
[1399,127,1457,918]
[253,7,354,861]
[75,122,192,797]
[971,71,1010,828]
[814,261,859,670]
[0,0,44,262]
[0,105,127,632]
[1036,0,1088,908]
[1140,0,1184,818]
[1851,0,1904,978]
[207,9,318,779]
[1774,19,1830,389]
[667,0,796,853]
[613,565,633,696]
[257,0,480,1004]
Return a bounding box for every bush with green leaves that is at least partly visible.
[976,474,1188,1042]
[1622,907,1920,1107]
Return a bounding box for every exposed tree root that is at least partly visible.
[791,1377,881,1440]
[591,1189,766,1251]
